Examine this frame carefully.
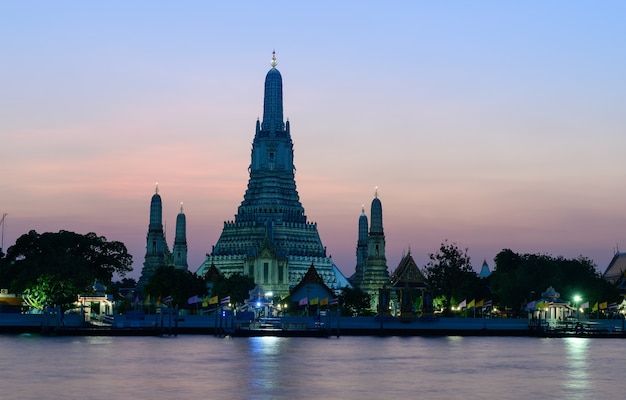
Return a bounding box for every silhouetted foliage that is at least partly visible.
[1,230,132,310]
[339,286,372,316]
[424,240,477,316]
[490,249,619,315]
[210,273,255,305]
[144,266,207,307]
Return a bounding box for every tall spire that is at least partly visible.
[240,50,302,224]
[198,52,346,297]
[353,203,369,287]
[370,187,383,234]
[261,50,284,132]
[359,189,390,304]
[139,184,168,288]
[173,202,188,270]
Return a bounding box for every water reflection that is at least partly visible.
[564,337,589,399]
[247,337,285,392]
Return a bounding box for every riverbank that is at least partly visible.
[2,312,625,337]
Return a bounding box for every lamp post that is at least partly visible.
[573,295,581,321]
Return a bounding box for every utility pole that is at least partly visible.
[0,213,7,253]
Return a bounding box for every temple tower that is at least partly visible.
[352,204,369,287]
[360,188,390,307]
[196,52,348,297]
[138,183,171,288]
[173,203,188,270]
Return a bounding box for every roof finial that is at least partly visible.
[361,203,365,214]
[271,50,277,68]
[375,186,378,199]
[180,202,184,213]
[155,182,159,194]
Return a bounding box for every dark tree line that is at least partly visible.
[0,230,132,311]
[490,249,619,315]
[422,241,620,317]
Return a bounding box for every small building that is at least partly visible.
[528,286,574,327]
[78,280,114,322]
[288,263,336,315]
[389,251,430,317]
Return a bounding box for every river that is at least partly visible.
[0,334,622,399]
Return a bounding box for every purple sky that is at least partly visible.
[2,2,625,280]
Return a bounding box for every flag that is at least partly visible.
[133,295,139,305]
[220,296,231,305]
[600,301,608,310]
[592,302,598,311]
[299,297,308,306]
[163,295,172,303]
[580,301,589,309]
[320,298,329,306]
[143,294,151,305]
[202,297,209,307]
[526,300,536,310]
[188,295,199,305]
[483,300,492,307]
[458,299,467,308]
[329,298,339,306]
[475,299,484,307]
[310,297,319,305]
[609,302,617,309]
[209,296,218,305]
[467,299,475,308]
[157,296,161,306]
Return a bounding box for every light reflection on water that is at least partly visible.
[564,337,589,399]
[0,334,623,400]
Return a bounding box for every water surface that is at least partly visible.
[0,335,621,399]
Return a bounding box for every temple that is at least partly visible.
[138,184,188,288]
[195,52,349,297]
[357,188,391,307]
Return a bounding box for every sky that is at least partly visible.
[2,2,625,281]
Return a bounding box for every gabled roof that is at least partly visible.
[203,263,222,282]
[390,252,428,288]
[603,252,626,284]
[290,263,336,298]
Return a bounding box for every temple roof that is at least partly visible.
[290,263,336,296]
[390,252,428,288]
[603,252,626,283]
[202,263,222,282]
[478,259,491,278]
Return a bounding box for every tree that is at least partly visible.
[424,240,476,316]
[22,274,82,311]
[339,286,372,316]
[210,273,255,305]
[143,266,207,307]
[2,230,132,311]
[490,249,620,315]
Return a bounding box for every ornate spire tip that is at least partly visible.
[271,50,277,68]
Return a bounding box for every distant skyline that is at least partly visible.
[2,2,625,280]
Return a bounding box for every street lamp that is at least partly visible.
[573,295,581,321]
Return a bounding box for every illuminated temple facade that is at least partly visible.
[195,53,349,297]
